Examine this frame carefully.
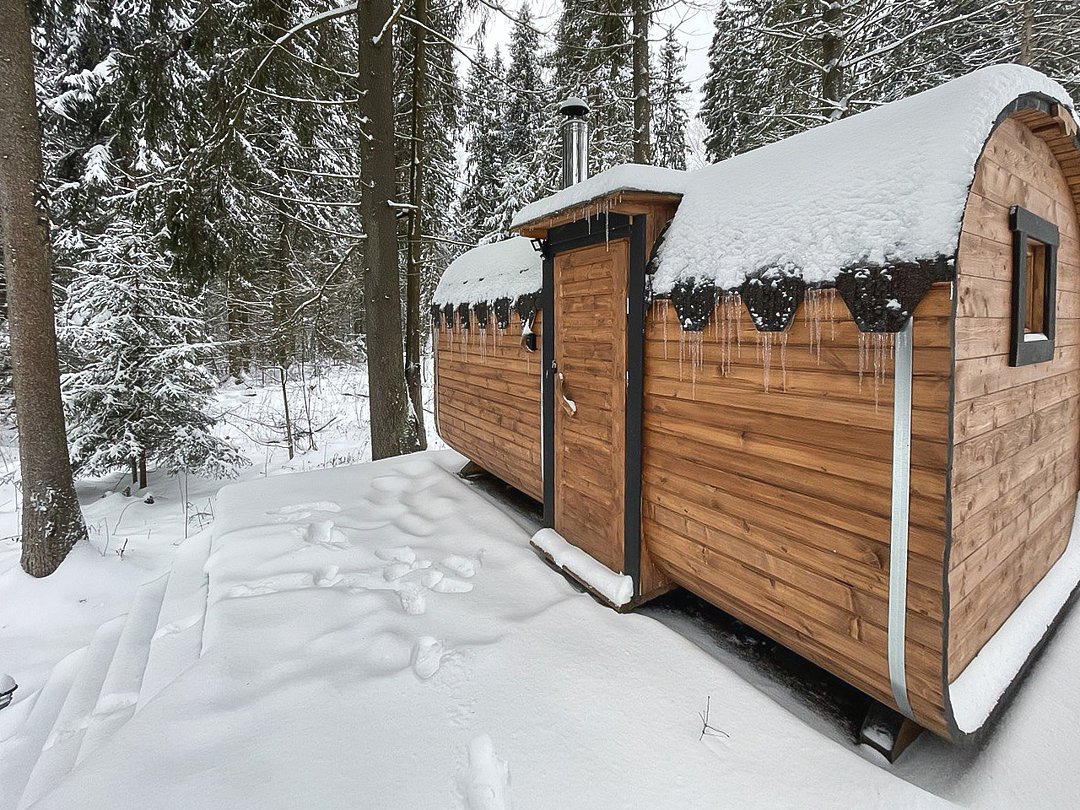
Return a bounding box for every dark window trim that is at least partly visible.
[1009,205,1059,367]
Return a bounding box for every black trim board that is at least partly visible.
[541,243,555,528]
[624,216,646,595]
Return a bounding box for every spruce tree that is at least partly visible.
[458,44,510,244]
[552,0,635,174]
[59,214,246,484]
[484,4,556,239]
[653,29,689,171]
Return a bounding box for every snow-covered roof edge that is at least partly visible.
[510,164,688,231]
[432,236,542,310]
[650,65,1077,304]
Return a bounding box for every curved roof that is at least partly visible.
[432,236,541,307]
[651,65,1076,295]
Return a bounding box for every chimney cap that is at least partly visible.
[558,97,590,118]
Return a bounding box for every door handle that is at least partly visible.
[556,371,577,417]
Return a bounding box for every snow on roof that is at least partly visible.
[646,65,1075,295]
[510,164,688,230]
[432,236,541,307]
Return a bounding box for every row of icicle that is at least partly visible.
[661,288,895,402]
[436,287,897,403]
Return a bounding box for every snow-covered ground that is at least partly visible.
[2,447,1078,807]
[0,365,441,713]
[4,369,1080,807]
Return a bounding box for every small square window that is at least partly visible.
[1009,206,1059,367]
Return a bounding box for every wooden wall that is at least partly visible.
[434,311,543,502]
[641,287,953,736]
[949,116,1080,679]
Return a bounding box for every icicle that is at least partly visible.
[678,329,686,382]
[869,332,895,409]
[661,300,670,359]
[857,332,867,389]
[759,332,773,392]
[827,288,837,341]
[780,332,789,392]
[734,293,743,357]
[690,331,704,396]
[805,288,825,363]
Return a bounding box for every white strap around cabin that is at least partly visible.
[888,318,915,720]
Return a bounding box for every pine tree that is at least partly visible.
[59,215,246,483]
[653,29,689,171]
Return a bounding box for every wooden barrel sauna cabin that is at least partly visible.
[431,65,1080,744]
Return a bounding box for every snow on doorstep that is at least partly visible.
[432,236,541,307]
[651,64,1075,295]
[510,164,688,230]
[531,527,634,606]
[949,494,1080,734]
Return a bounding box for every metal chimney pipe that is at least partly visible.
[559,97,590,189]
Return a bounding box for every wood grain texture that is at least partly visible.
[949,115,1080,679]
[554,240,627,573]
[434,311,543,501]
[642,286,953,736]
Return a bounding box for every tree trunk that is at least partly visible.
[0,0,88,577]
[405,0,428,450]
[357,0,421,460]
[1018,0,1035,66]
[632,0,653,164]
[138,452,147,490]
[225,266,245,379]
[820,1,846,121]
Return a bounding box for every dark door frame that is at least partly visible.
[541,213,647,597]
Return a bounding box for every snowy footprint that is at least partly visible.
[376,546,417,564]
[398,583,427,615]
[461,735,511,810]
[304,520,349,549]
[411,636,449,680]
[441,555,478,578]
[393,512,436,538]
[432,577,473,594]
[382,559,433,583]
[316,565,341,588]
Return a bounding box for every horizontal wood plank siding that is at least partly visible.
[642,286,952,736]
[949,116,1080,679]
[435,311,543,502]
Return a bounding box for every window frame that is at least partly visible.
[1009,205,1059,367]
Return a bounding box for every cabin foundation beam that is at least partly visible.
[859,700,925,763]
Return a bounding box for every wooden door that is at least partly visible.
[553,239,627,572]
